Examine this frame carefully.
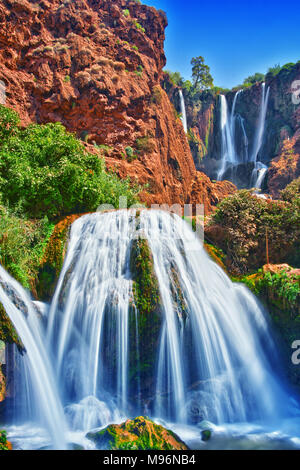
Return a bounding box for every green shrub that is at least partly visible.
[64,75,71,83]
[123,9,130,17]
[134,22,145,33]
[151,85,163,105]
[136,136,155,154]
[0,430,9,450]
[0,206,54,288]
[125,146,137,162]
[0,105,140,220]
[210,190,300,273]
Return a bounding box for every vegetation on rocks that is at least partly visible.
[207,188,299,274]
[0,430,11,450]
[86,416,188,450]
[129,226,162,398]
[0,105,139,220]
[130,234,160,315]
[0,303,23,349]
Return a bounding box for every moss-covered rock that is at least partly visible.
[129,230,162,402]
[204,242,227,273]
[86,416,189,450]
[36,214,82,300]
[130,233,160,316]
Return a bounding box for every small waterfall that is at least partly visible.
[0,210,298,449]
[251,162,268,190]
[251,83,270,163]
[0,266,67,449]
[179,89,188,133]
[218,91,241,180]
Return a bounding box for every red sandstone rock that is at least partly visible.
[0,0,234,211]
[268,131,300,197]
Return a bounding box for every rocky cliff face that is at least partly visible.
[0,0,234,209]
[171,63,300,193]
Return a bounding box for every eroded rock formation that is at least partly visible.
[0,0,234,209]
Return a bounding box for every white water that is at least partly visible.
[1,210,299,449]
[0,266,67,449]
[218,83,270,186]
[251,83,270,163]
[179,89,188,133]
[218,91,241,180]
[251,162,268,190]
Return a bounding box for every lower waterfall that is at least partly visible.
[0,210,299,450]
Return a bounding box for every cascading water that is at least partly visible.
[251,83,270,164]
[217,83,270,189]
[0,266,67,449]
[179,89,188,133]
[218,91,242,180]
[1,210,299,449]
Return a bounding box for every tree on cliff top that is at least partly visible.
[191,56,214,90]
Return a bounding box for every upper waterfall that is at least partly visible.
[217,83,270,188]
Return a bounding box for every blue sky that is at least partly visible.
[142,0,300,89]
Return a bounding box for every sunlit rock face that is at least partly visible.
[0,0,234,209]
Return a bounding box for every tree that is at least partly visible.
[191,56,214,90]
[243,72,265,85]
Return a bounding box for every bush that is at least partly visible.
[0,105,140,220]
[243,72,265,85]
[210,190,300,273]
[125,146,137,162]
[0,430,9,450]
[151,85,163,105]
[0,206,54,288]
[136,136,156,154]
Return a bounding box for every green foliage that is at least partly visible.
[64,75,70,83]
[134,22,145,33]
[151,85,163,104]
[211,190,300,273]
[266,64,281,79]
[164,70,184,87]
[132,45,139,52]
[136,136,155,154]
[122,9,130,17]
[125,146,138,162]
[0,430,9,450]
[241,269,300,317]
[280,177,300,204]
[243,72,265,85]
[191,56,214,90]
[0,105,139,220]
[0,106,20,141]
[0,206,54,289]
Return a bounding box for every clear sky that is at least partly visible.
[142,0,300,89]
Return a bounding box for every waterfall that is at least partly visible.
[251,162,268,190]
[217,83,270,188]
[0,210,298,449]
[179,89,188,133]
[0,266,67,449]
[251,83,270,163]
[218,91,241,180]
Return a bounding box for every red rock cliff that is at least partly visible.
[0,0,235,210]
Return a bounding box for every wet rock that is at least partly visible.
[86,416,189,450]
